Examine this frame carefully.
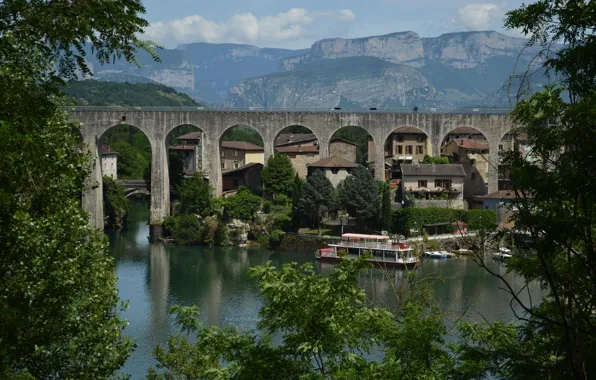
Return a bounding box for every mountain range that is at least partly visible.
[83,30,552,109]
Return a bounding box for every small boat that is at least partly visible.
[424,251,456,259]
[492,247,513,260]
[315,233,419,268]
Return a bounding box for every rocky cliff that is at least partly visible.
[230,31,552,109]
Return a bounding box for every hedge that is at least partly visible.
[392,207,496,235]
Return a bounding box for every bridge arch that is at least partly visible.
[383,126,431,181]
[329,125,373,168]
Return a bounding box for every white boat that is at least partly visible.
[492,247,513,260]
[315,233,419,268]
[424,251,456,259]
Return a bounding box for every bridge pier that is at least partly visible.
[82,136,104,230]
[149,138,170,237]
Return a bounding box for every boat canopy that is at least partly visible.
[341,233,390,240]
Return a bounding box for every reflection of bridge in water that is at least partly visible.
[71,107,515,235]
[118,180,149,198]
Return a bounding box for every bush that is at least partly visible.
[225,187,262,220]
[178,172,212,215]
[392,207,496,236]
[214,220,230,246]
[268,229,285,249]
[164,215,202,245]
[273,194,290,207]
[103,176,128,228]
[262,200,272,214]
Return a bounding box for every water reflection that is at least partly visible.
[109,201,544,379]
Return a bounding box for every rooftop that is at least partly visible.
[176,131,202,140]
[101,144,118,155]
[275,133,317,146]
[481,190,518,199]
[308,155,358,168]
[401,163,466,177]
[222,162,263,175]
[450,138,489,150]
[169,144,196,151]
[276,145,319,153]
[221,141,264,151]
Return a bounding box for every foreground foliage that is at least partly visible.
[0,0,157,376]
[148,258,456,379]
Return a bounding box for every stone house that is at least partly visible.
[443,138,489,201]
[400,163,466,209]
[169,131,202,174]
[221,141,264,171]
[222,162,263,193]
[275,133,357,178]
[101,145,118,180]
[307,156,358,187]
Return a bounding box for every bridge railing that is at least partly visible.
[67,106,513,114]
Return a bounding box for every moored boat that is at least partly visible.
[315,233,419,268]
[424,250,456,259]
[492,247,513,260]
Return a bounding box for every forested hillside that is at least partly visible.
[64,80,199,107]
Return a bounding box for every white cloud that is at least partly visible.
[144,8,356,48]
[457,3,506,30]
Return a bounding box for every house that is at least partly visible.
[400,164,467,209]
[169,131,202,174]
[222,163,263,193]
[444,127,487,145]
[221,141,264,171]
[307,155,358,187]
[474,190,520,229]
[101,145,118,180]
[275,133,357,178]
[442,138,489,200]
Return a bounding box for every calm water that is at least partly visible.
[109,201,542,378]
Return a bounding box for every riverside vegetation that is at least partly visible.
[2,0,596,379]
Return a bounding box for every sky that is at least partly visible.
[141,1,526,49]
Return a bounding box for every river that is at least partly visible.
[109,200,542,378]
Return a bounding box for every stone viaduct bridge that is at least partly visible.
[70,107,515,235]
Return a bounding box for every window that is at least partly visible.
[234,150,239,157]
[416,145,423,154]
[418,180,427,188]
[397,135,404,142]
[406,145,413,154]
[434,179,452,189]
[234,162,239,169]
[397,145,403,154]
[499,144,504,151]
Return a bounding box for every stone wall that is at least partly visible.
[288,152,320,178]
[408,199,465,209]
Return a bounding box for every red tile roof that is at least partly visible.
[169,144,197,151]
[221,141,264,151]
[276,145,319,153]
[176,131,202,140]
[101,145,118,155]
[451,138,489,150]
[308,155,358,168]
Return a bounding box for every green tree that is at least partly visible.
[299,170,336,235]
[380,182,392,232]
[456,1,596,379]
[422,155,450,164]
[262,153,296,198]
[224,187,262,220]
[290,173,305,231]
[0,0,155,375]
[103,176,129,229]
[178,172,212,215]
[149,258,455,379]
[338,166,380,229]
